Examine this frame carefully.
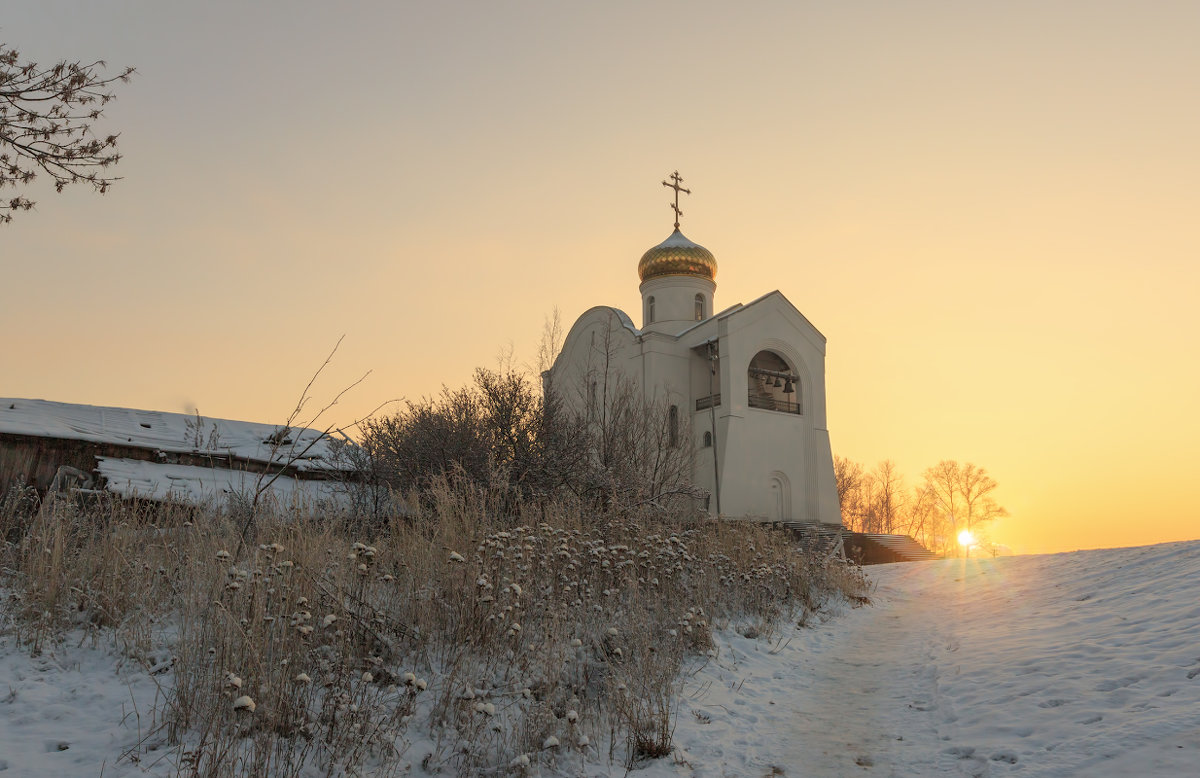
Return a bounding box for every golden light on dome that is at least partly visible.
[639,171,718,283]
[638,230,718,282]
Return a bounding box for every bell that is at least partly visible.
[773,377,782,388]
[783,379,794,394]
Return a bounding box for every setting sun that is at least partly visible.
[958,530,976,548]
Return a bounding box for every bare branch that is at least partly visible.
[0,42,134,223]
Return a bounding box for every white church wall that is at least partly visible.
[639,275,716,332]
[550,306,642,417]
[709,298,840,524]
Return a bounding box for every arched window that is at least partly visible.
[703,431,712,447]
[668,405,679,448]
[647,296,656,324]
[695,293,705,321]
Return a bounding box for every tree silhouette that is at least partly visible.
[1,42,133,223]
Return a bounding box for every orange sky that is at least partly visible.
[4,1,1198,554]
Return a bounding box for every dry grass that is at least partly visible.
[0,483,868,775]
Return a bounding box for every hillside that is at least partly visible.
[651,539,1200,776]
[2,539,1197,775]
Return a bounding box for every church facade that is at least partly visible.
[548,174,842,525]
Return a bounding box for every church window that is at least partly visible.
[669,404,679,447]
[647,296,656,324]
[695,293,705,321]
[703,431,712,447]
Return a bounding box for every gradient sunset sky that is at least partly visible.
[4,1,1198,554]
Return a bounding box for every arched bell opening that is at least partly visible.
[747,350,802,415]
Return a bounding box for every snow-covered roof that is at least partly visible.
[0,398,347,471]
[96,457,346,509]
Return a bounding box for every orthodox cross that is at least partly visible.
[662,170,690,230]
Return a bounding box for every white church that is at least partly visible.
[548,174,842,525]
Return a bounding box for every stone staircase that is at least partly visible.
[774,521,941,564]
[845,532,941,564]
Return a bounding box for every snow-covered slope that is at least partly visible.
[2,540,1197,776]
[652,539,1200,777]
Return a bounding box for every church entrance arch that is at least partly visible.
[768,471,791,522]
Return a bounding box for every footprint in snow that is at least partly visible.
[1038,698,1070,708]
[1095,676,1141,691]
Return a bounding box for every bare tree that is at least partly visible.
[903,483,949,556]
[836,458,907,534]
[864,460,905,534]
[360,366,593,516]
[921,460,1007,556]
[534,307,564,377]
[1,43,134,222]
[833,455,866,532]
[568,313,702,513]
[956,462,1008,538]
[922,459,962,542]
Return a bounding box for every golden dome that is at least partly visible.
[638,229,718,283]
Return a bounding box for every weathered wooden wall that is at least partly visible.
[0,434,131,493]
[0,432,344,500]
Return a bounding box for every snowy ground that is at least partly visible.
[653,539,1200,777]
[2,539,1198,776]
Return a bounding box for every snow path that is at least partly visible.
[779,574,947,775]
[656,540,1200,777]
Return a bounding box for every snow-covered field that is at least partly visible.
[3,539,1198,776]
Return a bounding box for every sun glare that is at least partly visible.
[958,529,975,547]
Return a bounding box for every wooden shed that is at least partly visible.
[0,398,356,510]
